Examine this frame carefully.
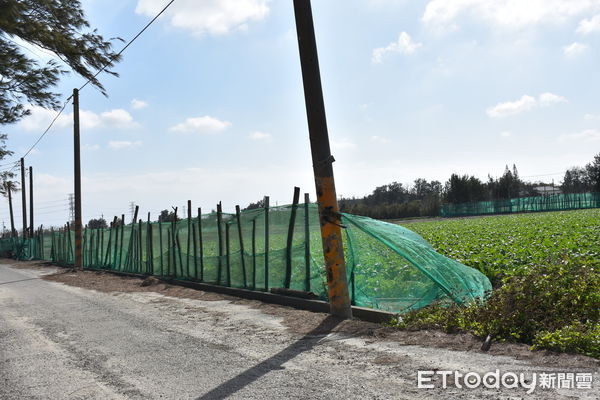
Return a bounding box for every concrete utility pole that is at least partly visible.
[293,0,352,318]
[73,88,83,269]
[29,166,34,237]
[20,158,27,238]
[6,182,16,237]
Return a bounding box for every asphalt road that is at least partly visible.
[0,263,598,400]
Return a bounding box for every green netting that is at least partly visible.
[442,192,600,217]
[0,204,491,313]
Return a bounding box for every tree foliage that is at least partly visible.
[159,209,179,223]
[87,217,107,229]
[0,133,17,196]
[0,0,122,124]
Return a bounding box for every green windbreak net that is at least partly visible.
[1,204,491,313]
[442,192,600,217]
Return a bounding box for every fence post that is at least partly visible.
[284,187,301,289]
[158,215,164,276]
[264,196,270,291]
[197,207,204,281]
[235,205,247,288]
[186,200,191,278]
[251,218,256,290]
[216,202,224,284]
[225,222,231,286]
[304,192,311,292]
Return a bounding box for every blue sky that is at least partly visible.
[2,0,600,228]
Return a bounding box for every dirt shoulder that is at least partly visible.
[6,258,597,370]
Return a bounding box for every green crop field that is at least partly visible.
[393,209,600,358]
[400,209,600,285]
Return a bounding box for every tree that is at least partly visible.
[561,167,588,194]
[585,153,600,192]
[0,0,122,124]
[0,133,17,196]
[159,209,178,223]
[243,198,265,211]
[443,174,486,204]
[87,217,107,229]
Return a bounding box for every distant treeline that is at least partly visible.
[338,153,600,220]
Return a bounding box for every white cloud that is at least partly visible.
[539,92,567,106]
[486,95,536,118]
[487,93,566,117]
[83,144,101,151]
[100,109,139,129]
[563,42,588,57]
[108,140,143,150]
[17,106,71,132]
[500,131,513,137]
[372,32,422,63]
[17,106,138,132]
[248,131,271,140]
[135,0,270,37]
[131,99,149,110]
[557,129,600,142]
[422,0,600,30]
[169,115,231,134]
[584,113,600,120]
[371,135,391,143]
[577,14,600,34]
[331,138,356,150]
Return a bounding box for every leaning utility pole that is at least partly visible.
[6,182,16,237]
[20,158,27,238]
[293,0,352,318]
[29,166,34,237]
[73,88,83,269]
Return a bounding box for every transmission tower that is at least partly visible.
[129,201,136,222]
[68,193,75,223]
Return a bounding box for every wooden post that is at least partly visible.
[235,205,247,288]
[304,192,311,292]
[197,207,204,281]
[251,218,256,290]
[147,212,153,275]
[28,166,33,237]
[284,187,301,289]
[186,200,191,278]
[138,219,143,273]
[20,158,27,238]
[263,196,269,291]
[225,222,231,287]
[216,202,223,284]
[158,215,164,275]
[293,0,352,318]
[192,219,198,279]
[118,214,125,270]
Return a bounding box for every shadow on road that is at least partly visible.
[196,315,343,400]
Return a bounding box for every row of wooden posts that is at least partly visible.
[24,187,314,293]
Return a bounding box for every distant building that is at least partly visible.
[533,185,562,195]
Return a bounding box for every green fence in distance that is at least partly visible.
[1,203,491,314]
[441,192,600,217]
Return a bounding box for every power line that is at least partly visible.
[8,0,177,163]
[78,0,176,93]
[20,100,70,159]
